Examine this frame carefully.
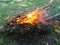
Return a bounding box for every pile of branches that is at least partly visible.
[2,15,55,40]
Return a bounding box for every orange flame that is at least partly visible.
[16,8,48,25]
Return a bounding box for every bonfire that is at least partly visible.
[2,5,60,39]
